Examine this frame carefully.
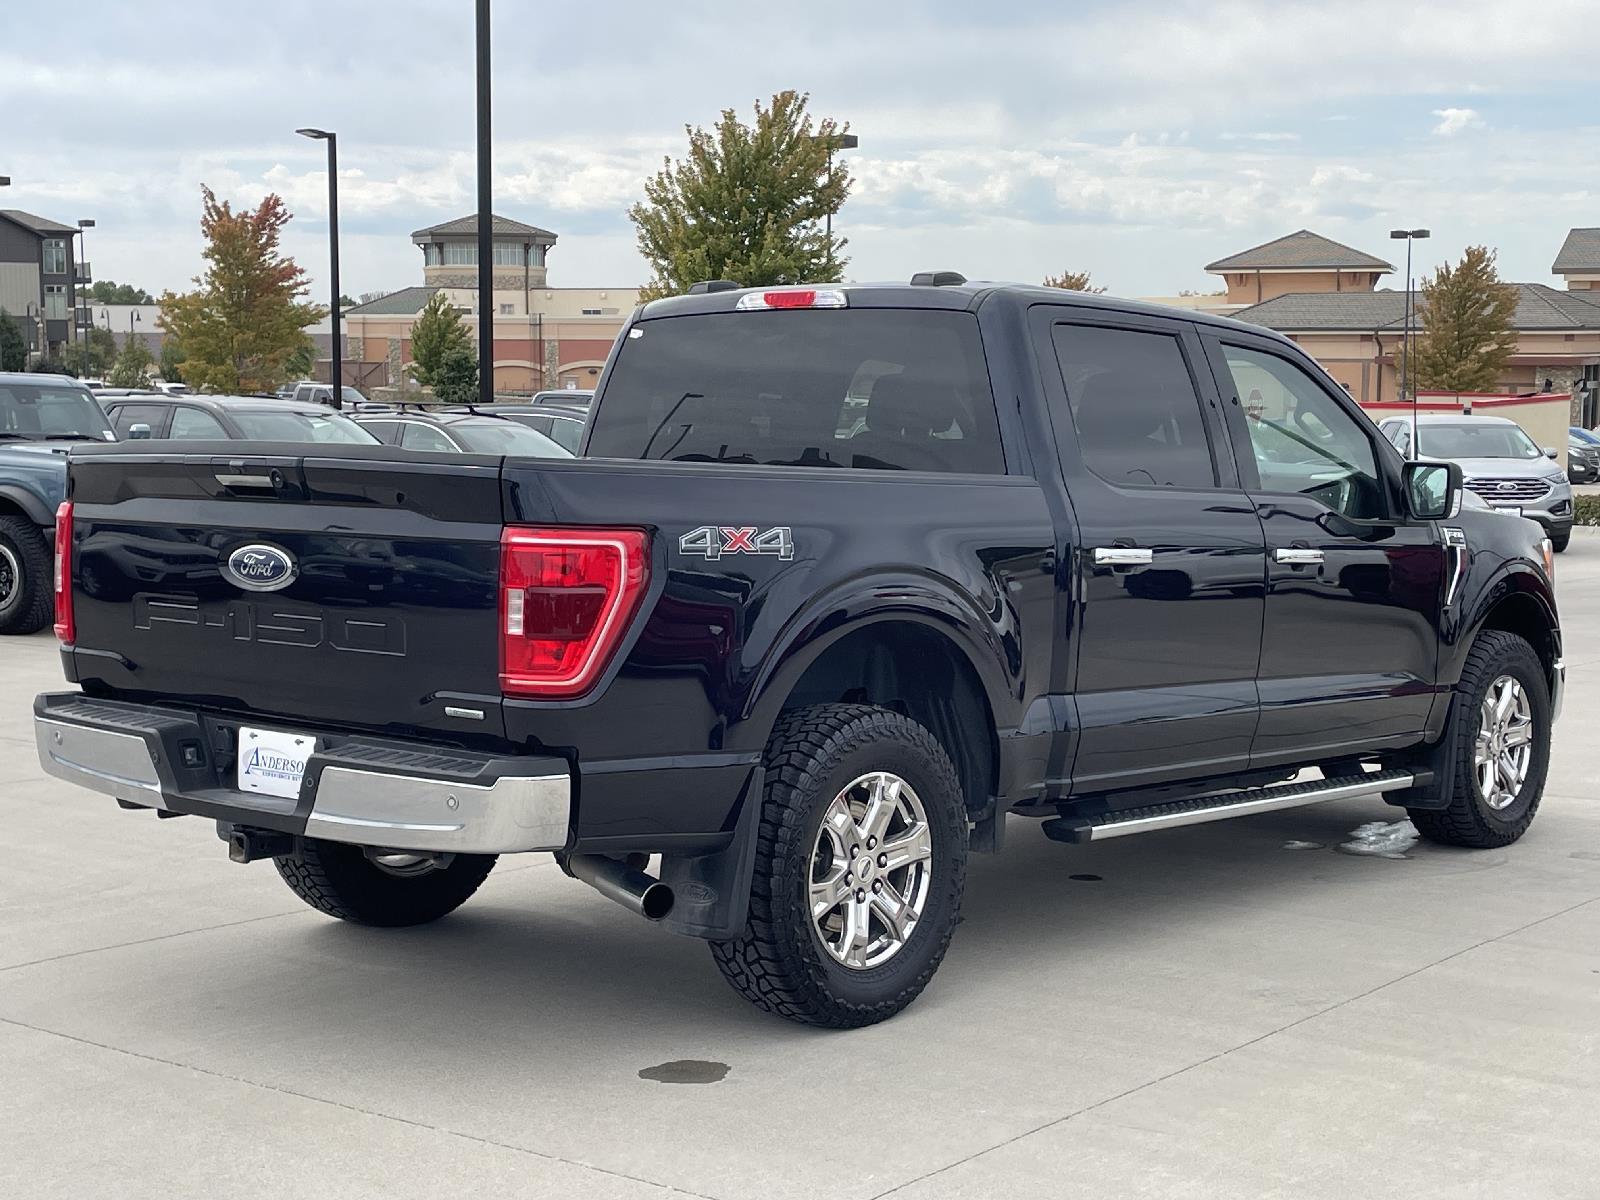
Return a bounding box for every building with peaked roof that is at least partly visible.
[0,208,89,362]
[1552,227,1600,291]
[343,214,638,394]
[1205,229,1394,306]
[1234,279,1600,414]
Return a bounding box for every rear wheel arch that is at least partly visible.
[757,618,1000,820]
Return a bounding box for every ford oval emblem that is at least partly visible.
[224,543,297,592]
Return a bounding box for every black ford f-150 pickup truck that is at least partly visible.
[35,279,1563,1027]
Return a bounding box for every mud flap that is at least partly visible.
[1385,690,1462,812]
[658,766,764,940]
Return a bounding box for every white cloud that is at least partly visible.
[1221,132,1301,142]
[1432,107,1484,136]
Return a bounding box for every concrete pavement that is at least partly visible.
[3,537,1599,1199]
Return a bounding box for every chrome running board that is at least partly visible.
[1042,768,1420,844]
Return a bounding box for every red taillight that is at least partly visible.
[499,527,649,698]
[735,288,848,311]
[53,500,74,644]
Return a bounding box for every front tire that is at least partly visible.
[0,515,52,635]
[1409,630,1550,849]
[274,839,496,927]
[1551,530,1570,553]
[710,704,968,1028]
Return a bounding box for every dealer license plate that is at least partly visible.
[1491,505,1523,517]
[237,726,316,800]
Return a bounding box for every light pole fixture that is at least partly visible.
[474,0,494,407]
[1390,228,1430,455]
[823,132,858,243]
[296,127,343,409]
[0,176,10,186]
[76,219,95,375]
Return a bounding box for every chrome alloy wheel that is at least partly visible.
[808,771,934,970]
[0,543,18,610]
[366,850,453,877]
[1475,675,1534,811]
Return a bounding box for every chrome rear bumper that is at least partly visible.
[34,693,570,855]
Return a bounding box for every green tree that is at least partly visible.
[1407,245,1518,394]
[430,344,479,405]
[407,291,472,387]
[630,90,851,301]
[159,335,186,383]
[283,337,316,381]
[107,336,155,387]
[0,309,26,371]
[62,327,119,377]
[87,280,155,305]
[158,186,325,392]
[1042,269,1106,293]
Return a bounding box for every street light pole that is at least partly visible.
[296,128,342,409]
[823,132,858,245]
[475,0,494,407]
[76,218,95,376]
[1390,228,1430,456]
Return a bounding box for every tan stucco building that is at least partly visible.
[343,214,638,394]
[1212,228,1600,424]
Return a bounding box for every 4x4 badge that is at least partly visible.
[679,525,794,561]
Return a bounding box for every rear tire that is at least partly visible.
[1408,630,1550,849]
[710,704,968,1028]
[275,839,496,927]
[0,515,52,636]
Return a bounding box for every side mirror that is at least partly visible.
[1403,460,1462,521]
[1544,446,1559,459]
[127,423,151,440]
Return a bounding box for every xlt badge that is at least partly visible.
[224,543,297,592]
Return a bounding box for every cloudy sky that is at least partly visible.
[3,0,1594,302]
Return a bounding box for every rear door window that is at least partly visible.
[587,309,1004,474]
[1049,323,1219,489]
[168,407,229,440]
[111,403,168,438]
[399,422,458,452]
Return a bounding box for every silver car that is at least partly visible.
[1379,413,1573,550]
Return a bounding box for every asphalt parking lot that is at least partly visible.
[4,536,1598,1200]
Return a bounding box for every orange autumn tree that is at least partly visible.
[160,187,324,391]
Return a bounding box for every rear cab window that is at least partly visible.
[586,308,1004,474]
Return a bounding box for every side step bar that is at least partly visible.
[1042,768,1424,844]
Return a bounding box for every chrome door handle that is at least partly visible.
[1274,548,1325,565]
[1093,547,1154,566]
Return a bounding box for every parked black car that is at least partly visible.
[444,402,587,453]
[1569,427,1600,483]
[99,395,379,445]
[351,408,572,457]
[35,280,1562,1028]
[0,373,115,634]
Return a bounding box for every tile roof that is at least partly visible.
[411,214,557,240]
[0,209,79,235]
[343,286,440,316]
[1552,227,1600,273]
[1205,229,1395,273]
[1234,283,1600,333]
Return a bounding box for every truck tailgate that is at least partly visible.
[66,447,507,738]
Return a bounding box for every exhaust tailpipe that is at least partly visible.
[565,854,675,921]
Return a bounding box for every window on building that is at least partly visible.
[43,239,67,274]
[443,243,476,266]
[43,285,67,320]
[492,242,525,266]
[422,244,442,266]
[499,303,513,315]
[581,308,602,316]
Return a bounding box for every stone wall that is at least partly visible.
[543,340,560,390]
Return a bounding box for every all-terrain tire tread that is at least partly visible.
[709,704,966,1028]
[274,838,496,927]
[1409,629,1548,849]
[0,515,53,635]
